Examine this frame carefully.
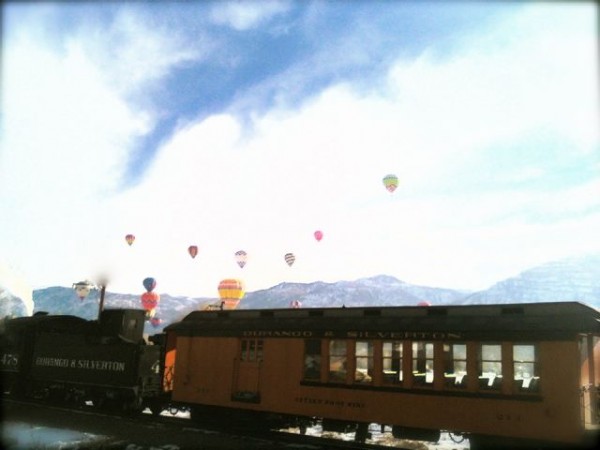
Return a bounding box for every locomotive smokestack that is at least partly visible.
[97,284,107,320]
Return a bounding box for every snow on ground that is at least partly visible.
[2,407,469,450]
[2,422,109,449]
[295,423,470,449]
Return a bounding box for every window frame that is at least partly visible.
[443,342,468,389]
[513,343,539,393]
[478,343,503,390]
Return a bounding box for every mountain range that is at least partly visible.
[2,254,599,334]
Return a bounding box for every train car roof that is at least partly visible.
[164,301,600,341]
[2,313,90,332]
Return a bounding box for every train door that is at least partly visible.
[580,334,600,427]
[232,338,263,403]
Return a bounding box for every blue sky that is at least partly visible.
[1,1,598,299]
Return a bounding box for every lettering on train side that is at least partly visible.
[294,396,365,408]
[242,331,315,338]
[34,356,127,372]
[346,331,462,340]
[242,330,462,339]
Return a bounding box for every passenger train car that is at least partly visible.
[162,301,600,449]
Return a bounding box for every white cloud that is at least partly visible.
[78,8,207,97]
[209,0,292,31]
[1,2,597,298]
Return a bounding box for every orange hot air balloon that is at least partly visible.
[217,279,245,310]
[141,291,160,319]
[125,234,135,246]
[188,245,198,258]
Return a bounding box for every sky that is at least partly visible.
[1,1,599,299]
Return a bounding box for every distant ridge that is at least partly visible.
[240,275,469,309]
[462,254,600,306]
[1,254,598,332]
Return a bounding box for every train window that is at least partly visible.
[479,344,502,390]
[354,341,373,384]
[303,339,322,380]
[241,339,263,362]
[444,343,467,388]
[328,340,347,382]
[382,341,403,385]
[412,342,434,386]
[513,344,539,392]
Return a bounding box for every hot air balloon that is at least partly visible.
[72,280,95,301]
[235,250,247,268]
[217,279,245,310]
[382,174,399,193]
[417,301,431,307]
[284,253,295,267]
[188,245,198,259]
[150,317,162,328]
[143,277,157,292]
[290,299,302,308]
[314,230,323,242]
[141,291,160,319]
[125,234,135,246]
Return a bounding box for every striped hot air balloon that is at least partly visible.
[217,279,245,310]
[284,252,295,267]
[235,250,247,268]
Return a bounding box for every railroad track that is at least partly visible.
[3,398,429,449]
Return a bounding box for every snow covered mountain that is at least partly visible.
[0,289,30,318]
[30,287,212,334]
[461,254,600,307]
[2,254,598,332]
[240,275,470,309]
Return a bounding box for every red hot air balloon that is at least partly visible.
[314,230,323,242]
[150,317,162,328]
[188,245,198,258]
[141,291,160,319]
[125,234,135,246]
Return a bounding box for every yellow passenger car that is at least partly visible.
[162,302,600,449]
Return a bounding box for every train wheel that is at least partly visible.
[355,423,370,443]
[147,400,163,416]
[449,432,466,443]
[299,423,307,435]
[190,406,203,423]
[91,397,105,409]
